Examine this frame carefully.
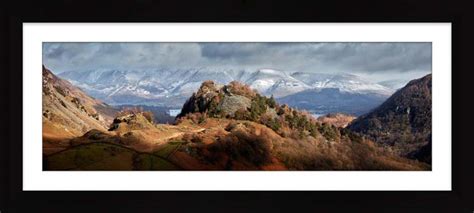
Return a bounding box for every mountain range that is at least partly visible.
[57,68,394,115]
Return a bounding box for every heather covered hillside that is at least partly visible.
[348,74,432,163]
[170,80,429,170]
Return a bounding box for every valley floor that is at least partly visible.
[43,117,430,171]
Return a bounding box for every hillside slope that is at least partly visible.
[42,65,117,153]
[174,80,429,170]
[348,74,432,163]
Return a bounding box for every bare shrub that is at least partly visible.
[142,111,154,123]
[183,112,208,124]
[226,81,256,98]
[233,108,250,120]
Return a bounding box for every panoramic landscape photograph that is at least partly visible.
[42,42,432,171]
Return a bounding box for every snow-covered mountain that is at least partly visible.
[291,72,393,96]
[246,69,311,97]
[58,68,394,114]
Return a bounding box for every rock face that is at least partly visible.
[218,95,252,116]
[348,74,432,163]
[177,81,255,119]
[42,65,117,139]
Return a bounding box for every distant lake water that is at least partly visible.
[311,113,325,118]
[168,109,181,117]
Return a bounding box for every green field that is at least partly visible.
[45,142,180,170]
[152,141,184,158]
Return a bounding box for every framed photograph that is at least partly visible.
[2,0,472,212]
[26,23,448,191]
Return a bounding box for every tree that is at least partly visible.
[266,95,277,108]
[249,94,267,121]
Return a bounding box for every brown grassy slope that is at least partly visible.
[172,80,430,170]
[44,112,204,170]
[169,118,429,170]
[42,65,118,153]
[105,112,205,152]
[317,113,356,128]
[45,111,428,171]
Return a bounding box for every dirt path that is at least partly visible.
[154,128,206,143]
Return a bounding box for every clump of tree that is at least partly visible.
[177,112,208,124]
[266,95,277,108]
[318,123,340,141]
[249,94,268,121]
[259,114,281,132]
[233,108,249,121]
[214,126,273,167]
[207,94,225,118]
[275,107,325,139]
[182,121,274,169]
[340,128,364,144]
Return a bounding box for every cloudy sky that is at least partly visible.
[43,42,432,83]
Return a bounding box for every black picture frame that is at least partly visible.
[1,0,473,212]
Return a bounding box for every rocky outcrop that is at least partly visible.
[177,81,256,119]
[108,112,155,131]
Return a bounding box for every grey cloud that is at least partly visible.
[200,43,268,59]
[43,42,203,71]
[315,43,432,72]
[43,42,431,78]
[197,42,431,73]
